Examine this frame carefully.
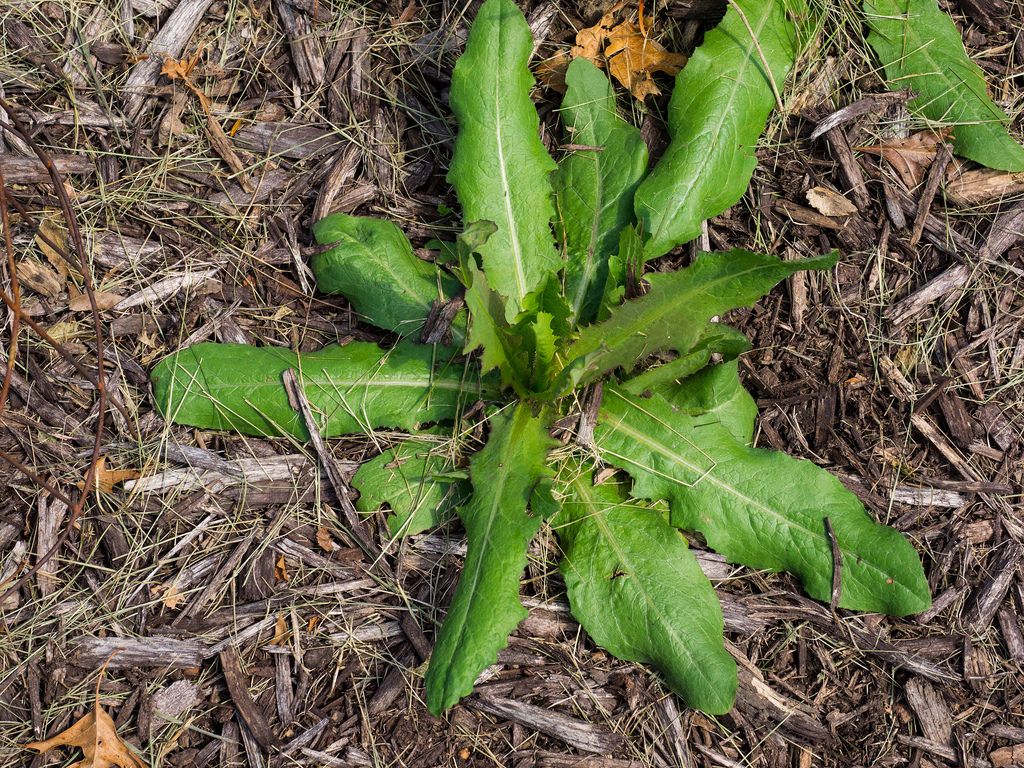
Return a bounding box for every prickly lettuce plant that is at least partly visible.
[152,0,931,715]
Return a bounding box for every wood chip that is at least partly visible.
[469,693,622,755]
[904,678,952,746]
[232,122,345,160]
[810,90,914,141]
[885,263,972,328]
[981,201,1024,260]
[123,0,215,117]
[963,542,1023,631]
[71,636,206,668]
[806,185,858,217]
[113,268,219,310]
[219,648,276,750]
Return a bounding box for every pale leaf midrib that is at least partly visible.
[648,2,777,250]
[573,478,724,693]
[601,405,921,602]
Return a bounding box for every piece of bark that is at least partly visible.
[72,636,207,668]
[885,263,972,327]
[219,648,276,750]
[535,755,643,768]
[0,154,93,183]
[123,0,215,117]
[312,145,361,221]
[897,735,991,768]
[963,542,1023,631]
[367,652,414,717]
[113,268,219,310]
[981,202,1024,260]
[810,90,914,141]
[910,413,984,482]
[469,693,622,755]
[231,122,345,160]
[957,0,1009,32]
[936,390,977,446]
[997,608,1024,662]
[904,679,952,746]
[774,198,847,230]
[991,745,1024,768]
[730,641,830,744]
[275,0,325,88]
[823,127,870,210]
[35,496,67,597]
[909,143,952,247]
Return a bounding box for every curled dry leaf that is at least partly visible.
[855,129,951,189]
[87,457,142,494]
[35,216,73,279]
[805,186,858,217]
[24,700,146,768]
[539,5,686,100]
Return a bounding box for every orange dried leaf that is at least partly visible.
[604,18,686,100]
[89,457,141,494]
[855,129,951,189]
[274,554,289,582]
[315,526,335,553]
[271,614,291,645]
[25,700,146,768]
[568,6,684,101]
[160,52,200,82]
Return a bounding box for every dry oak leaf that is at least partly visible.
[855,129,952,189]
[25,701,146,768]
[550,4,685,100]
[604,16,686,100]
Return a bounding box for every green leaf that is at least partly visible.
[864,0,1024,172]
[448,0,561,320]
[633,0,796,260]
[620,323,751,400]
[462,264,530,390]
[554,58,648,324]
[152,340,487,439]
[659,360,758,446]
[312,213,461,338]
[561,250,836,390]
[425,403,555,714]
[353,437,468,537]
[595,388,931,615]
[555,470,737,714]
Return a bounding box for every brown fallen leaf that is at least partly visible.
[86,457,141,494]
[805,186,858,217]
[25,694,146,768]
[543,3,685,101]
[161,51,252,191]
[604,15,686,100]
[271,613,291,645]
[161,584,185,609]
[855,129,951,189]
[945,162,1024,206]
[274,554,289,582]
[17,259,63,297]
[68,292,124,312]
[36,216,73,279]
[315,526,336,553]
